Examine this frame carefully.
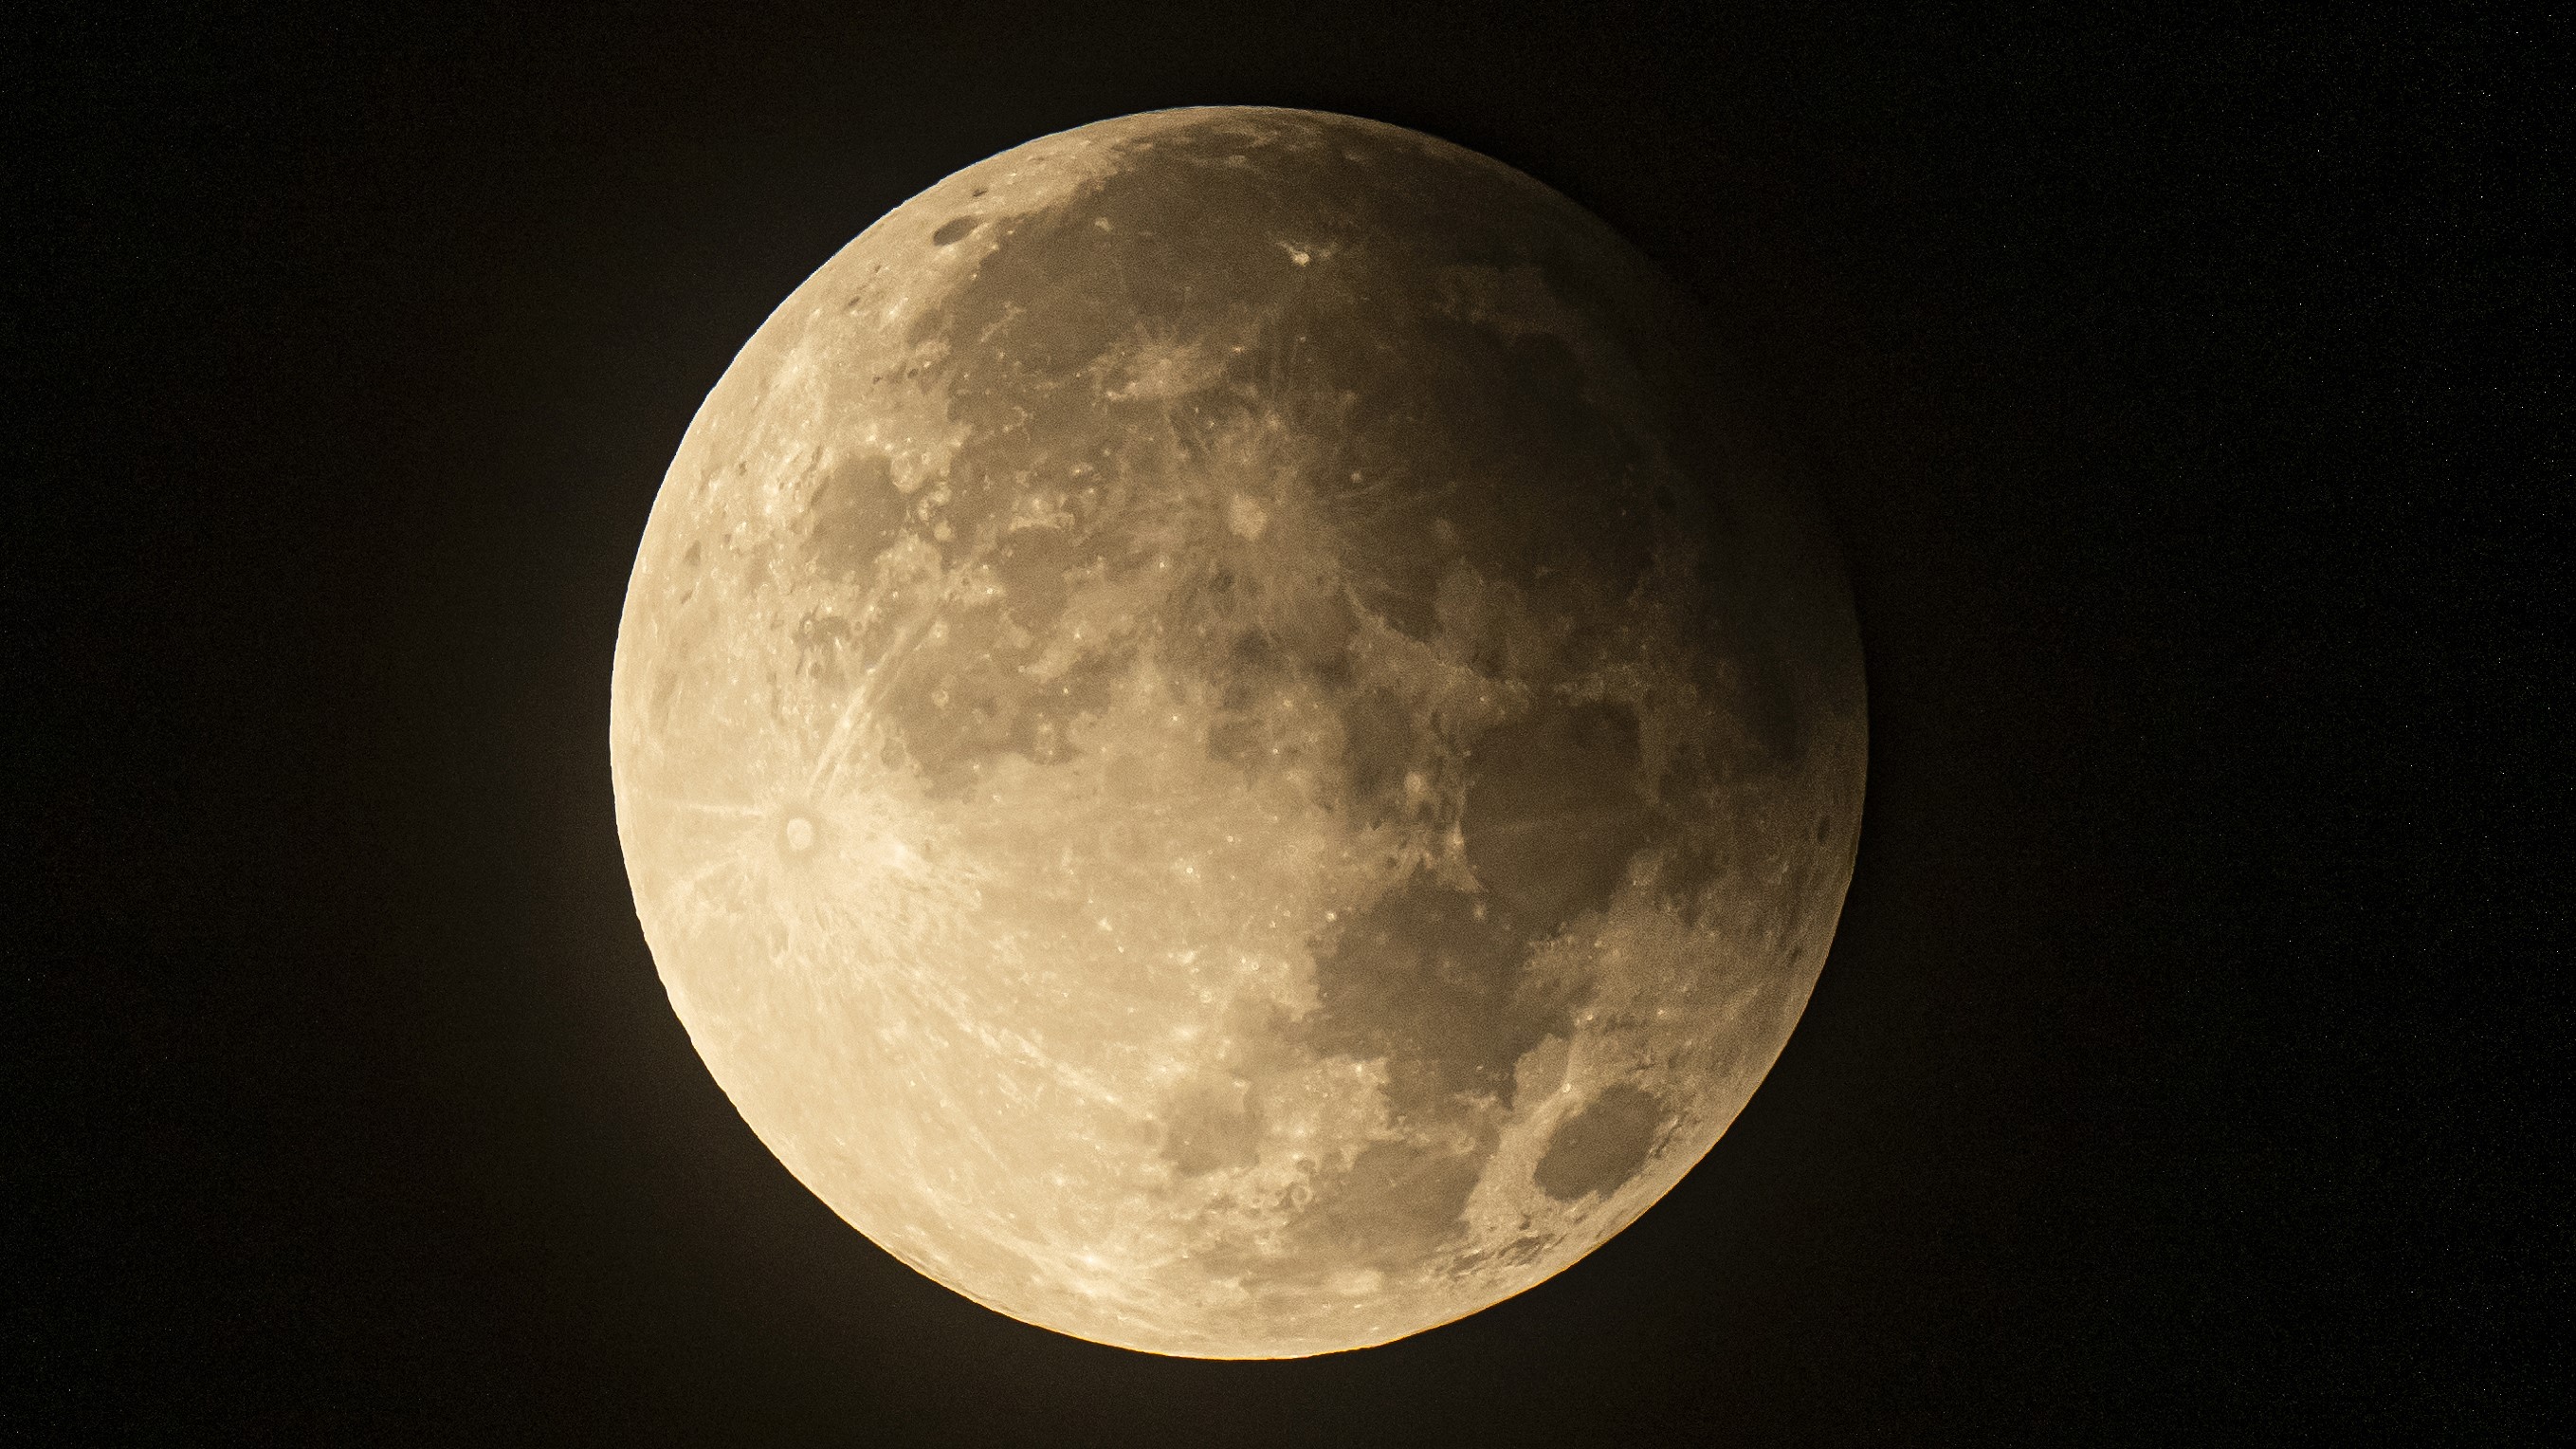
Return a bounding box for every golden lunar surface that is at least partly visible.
[610,107,1865,1358]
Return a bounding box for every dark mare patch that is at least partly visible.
[1197,626,1353,784]
[1461,698,1657,939]
[1335,686,1419,828]
[1160,1074,1262,1177]
[1303,875,1573,1126]
[1690,543,1806,768]
[1281,1138,1488,1273]
[876,600,1131,797]
[1533,1081,1666,1201]
[803,450,895,578]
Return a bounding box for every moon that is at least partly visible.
[610,107,1864,1358]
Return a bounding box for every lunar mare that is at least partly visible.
[610,108,1864,1358]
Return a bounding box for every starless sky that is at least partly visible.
[13,2,2556,1442]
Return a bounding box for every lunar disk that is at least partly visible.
[611,107,1864,1358]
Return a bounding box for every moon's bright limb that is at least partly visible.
[611,108,1864,1358]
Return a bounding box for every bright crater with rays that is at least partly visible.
[611,108,1865,1358]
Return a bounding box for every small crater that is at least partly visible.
[931,215,979,246]
[1533,1082,1666,1202]
[783,816,814,853]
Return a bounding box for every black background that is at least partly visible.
[13,2,2559,1442]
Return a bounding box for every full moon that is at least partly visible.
[610,108,1864,1358]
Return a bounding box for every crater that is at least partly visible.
[931,215,979,246]
[1533,1081,1666,1202]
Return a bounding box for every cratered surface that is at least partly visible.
[611,107,1865,1358]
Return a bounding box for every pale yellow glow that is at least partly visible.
[610,108,1864,1358]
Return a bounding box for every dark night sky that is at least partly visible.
[13,3,2558,1442]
